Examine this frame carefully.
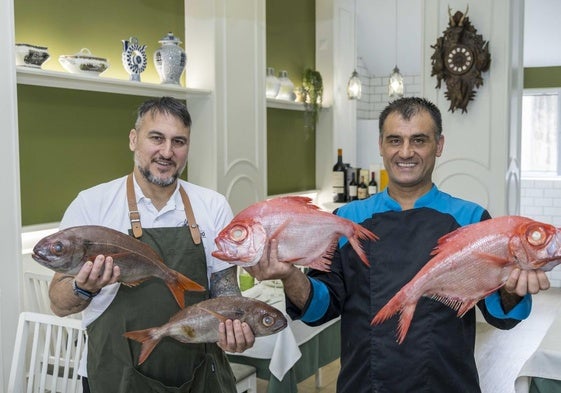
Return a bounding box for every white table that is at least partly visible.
[515,310,561,392]
[228,282,340,393]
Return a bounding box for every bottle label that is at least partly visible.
[332,171,344,190]
[358,187,368,200]
[368,185,378,195]
[349,185,357,198]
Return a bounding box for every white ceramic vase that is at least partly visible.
[154,32,187,85]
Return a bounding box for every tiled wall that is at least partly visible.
[520,178,561,287]
[356,58,422,120]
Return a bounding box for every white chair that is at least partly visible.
[23,272,54,315]
[8,311,86,393]
[23,272,81,320]
[230,362,257,393]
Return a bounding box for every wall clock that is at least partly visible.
[430,6,491,113]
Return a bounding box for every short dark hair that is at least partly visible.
[378,97,442,138]
[135,96,192,129]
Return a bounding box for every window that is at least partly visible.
[521,89,561,177]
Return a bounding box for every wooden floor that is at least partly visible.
[255,288,561,393]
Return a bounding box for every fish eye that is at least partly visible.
[50,241,64,255]
[230,225,248,242]
[526,225,547,246]
[262,315,274,327]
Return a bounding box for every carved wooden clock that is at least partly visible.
[430,6,491,113]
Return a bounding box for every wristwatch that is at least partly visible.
[72,279,100,301]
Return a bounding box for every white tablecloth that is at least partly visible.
[228,282,339,381]
[515,310,561,392]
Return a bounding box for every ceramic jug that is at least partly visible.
[121,37,147,82]
[154,32,186,85]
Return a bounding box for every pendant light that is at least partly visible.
[347,3,361,100]
[388,0,404,98]
[347,69,362,99]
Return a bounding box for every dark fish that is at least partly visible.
[31,225,205,308]
[123,296,288,364]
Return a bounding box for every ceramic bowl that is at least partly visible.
[15,43,50,68]
[58,48,109,76]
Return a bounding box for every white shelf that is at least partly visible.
[267,97,306,111]
[16,67,212,99]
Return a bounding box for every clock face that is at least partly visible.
[125,44,147,74]
[444,45,474,75]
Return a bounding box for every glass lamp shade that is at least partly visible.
[388,66,404,99]
[347,70,362,100]
[266,67,281,98]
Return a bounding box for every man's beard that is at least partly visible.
[136,159,183,187]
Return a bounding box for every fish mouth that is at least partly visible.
[211,249,238,261]
[31,249,49,263]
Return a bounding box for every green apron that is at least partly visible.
[85,177,236,392]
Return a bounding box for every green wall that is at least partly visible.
[16,0,317,224]
[15,0,184,225]
[266,0,316,195]
[524,67,561,88]
[14,0,184,85]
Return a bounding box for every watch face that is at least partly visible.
[444,45,474,75]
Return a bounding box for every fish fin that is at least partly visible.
[123,328,161,365]
[269,220,290,240]
[457,300,479,317]
[197,306,230,323]
[307,258,332,272]
[167,272,206,309]
[348,225,378,267]
[371,292,407,326]
[121,279,147,288]
[396,304,417,344]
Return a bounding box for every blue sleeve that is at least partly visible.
[484,292,532,320]
[301,278,330,323]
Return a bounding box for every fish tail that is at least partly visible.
[123,329,161,365]
[396,304,416,344]
[371,295,403,326]
[371,292,417,344]
[349,225,378,267]
[168,272,206,309]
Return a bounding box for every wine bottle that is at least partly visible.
[332,148,347,202]
[348,172,358,201]
[368,171,378,195]
[358,175,368,200]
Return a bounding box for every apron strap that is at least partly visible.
[179,187,201,245]
[126,173,201,244]
[126,174,143,238]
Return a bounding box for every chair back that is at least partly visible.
[8,311,86,393]
[23,272,54,315]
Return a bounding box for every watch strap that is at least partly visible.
[72,279,100,300]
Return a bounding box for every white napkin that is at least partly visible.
[268,318,302,380]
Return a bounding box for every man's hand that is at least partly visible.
[245,239,295,281]
[503,268,550,297]
[74,254,121,293]
[217,319,255,353]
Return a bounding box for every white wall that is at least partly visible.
[0,0,23,388]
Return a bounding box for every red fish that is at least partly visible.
[212,196,378,271]
[32,225,205,309]
[124,296,288,365]
[371,216,561,344]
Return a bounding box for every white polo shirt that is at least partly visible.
[60,175,235,376]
